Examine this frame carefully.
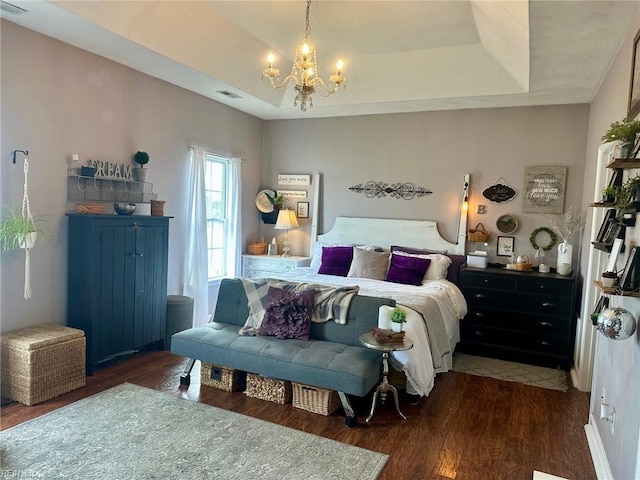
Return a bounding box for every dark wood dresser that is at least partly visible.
[458,266,577,369]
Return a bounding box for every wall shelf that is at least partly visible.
[67,174,156,203]
[592,280,640,298]
[605,159,640,169]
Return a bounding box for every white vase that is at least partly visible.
[556,242,573,272]
[378,305,394,330]
[391,322,403,333]
[601,277,616,288]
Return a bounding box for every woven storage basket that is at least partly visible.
[468,223,490,242]
[245,373,292,404]
[76,203,103,215]
[0,323,86,406]
[200,362,246,392]
[247,233,267,255]
[150,199,165,216]
[292,383,341,416]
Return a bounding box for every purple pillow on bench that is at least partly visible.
[259,287,315,340]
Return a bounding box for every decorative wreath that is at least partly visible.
[530,227,557,251]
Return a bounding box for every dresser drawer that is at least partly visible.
[516,276,573,296]
[515,292,571,316]
[461,271,516,290]
[463,287,515,309]
[461,326,570,355]
[464,307,571,337]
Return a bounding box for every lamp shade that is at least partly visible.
[274,209,299,230]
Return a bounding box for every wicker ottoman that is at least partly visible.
[1,323,86,406]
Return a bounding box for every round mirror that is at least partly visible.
[496,214,518,234]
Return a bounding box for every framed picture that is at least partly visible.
[628,28,640,119]
[620,246,640,292]
[496,236,515,257]
[606,238,624,273]
[595,210,616,243]
[296,201,309,219]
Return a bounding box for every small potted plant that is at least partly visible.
[615,174,640,225]
[601,271,617,288]
[390,306,407,332]
[0,205,53,251]
[601,117,640,158]
[261,190,284,224]
[133,151,149,182]
[602,186,616,204]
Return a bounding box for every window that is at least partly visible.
[205,154,228,280]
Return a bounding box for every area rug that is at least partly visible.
[452,353,569,392]
[0,383,388,479]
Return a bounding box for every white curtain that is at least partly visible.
[183,147,209,327]
[226,157,242,277]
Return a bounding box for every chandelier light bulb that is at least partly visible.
[336,59,343,72]
[307,68,314,77]
[267,52,275,66]
[301,43,310,55]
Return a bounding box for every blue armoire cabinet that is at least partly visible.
[67,214,170,374]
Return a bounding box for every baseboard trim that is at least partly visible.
[584,414,613,480]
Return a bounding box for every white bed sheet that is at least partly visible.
[280,267,468,397]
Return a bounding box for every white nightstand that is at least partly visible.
[241,255,311,279]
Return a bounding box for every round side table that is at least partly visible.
[359,331,414,422]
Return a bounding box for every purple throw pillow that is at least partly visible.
[385,253,431,286]
[259,287,315,340]
[318,246,354,276]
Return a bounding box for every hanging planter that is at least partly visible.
[0,157,53,299]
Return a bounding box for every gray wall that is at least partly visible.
[0,21,263,333]
[582,11,640,479]
[262,105,589,266]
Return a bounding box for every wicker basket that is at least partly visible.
[515,262,533,272]
[150,200,165,216]
[247,233,267,255]
[0,323,86,406]
[245,373,292,404]
[76,203,104,215]
[292,383,341,416]
[200,362,245,392]
[468,223,490,243]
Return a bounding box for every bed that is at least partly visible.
[277,216,469,397]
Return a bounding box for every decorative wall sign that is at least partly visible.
[482,177,517,204]
[88,159,133,180]
[278,174,311,186]
[278,190,307,199]
[296,201,309,218]
[349,181,432,200]
[522,166,567,213]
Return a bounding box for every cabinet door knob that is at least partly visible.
[483,279,489,283]
[474,311,486,317]
[539,321,554,327]
[542,302,555,308]
[539,285,546,290]
[474,293,486,299]
[474,331,484,336]
[539,341,552,346]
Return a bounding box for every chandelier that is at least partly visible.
[262,0,347,111]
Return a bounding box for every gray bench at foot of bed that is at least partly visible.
[171,278,395,427]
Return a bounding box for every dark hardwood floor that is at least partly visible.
[1,351,596,480]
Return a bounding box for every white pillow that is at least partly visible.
[393,251,452,282]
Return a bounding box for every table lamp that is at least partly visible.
[274,208,299,257]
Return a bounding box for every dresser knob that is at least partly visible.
[539,321,553,327]
[474,331,484,336]
[539,341,551,346]
[539,285,545,289]
[474,311,486,317]
[474,293,486,299]
[542,302,555,308]
[483,279,489,283]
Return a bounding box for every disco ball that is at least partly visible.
[596,307,637,340]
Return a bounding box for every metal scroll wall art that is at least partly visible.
[349,181,432,200]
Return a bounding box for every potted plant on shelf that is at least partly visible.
[0,205,53,251]
[133,151,149,182]
[390,306,407,332]
[601,271,617,288]
[615,174,640,226]
[602,186,616,204]
[601,117,640,159]
[261,190,284,224]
